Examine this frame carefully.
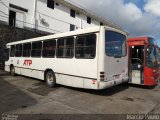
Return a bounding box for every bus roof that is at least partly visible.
[128,36,150,41]
[7,26,127,46]
[127,36,157,46]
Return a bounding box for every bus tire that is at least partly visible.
[45,71,56,88]
[10,65,15,76]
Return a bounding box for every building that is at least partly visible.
[0,0,123,34]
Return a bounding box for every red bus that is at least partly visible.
[128,36,160,86]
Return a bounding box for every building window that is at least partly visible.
[43,39,56,58]
[87,17,91,24]
[75,34,96,59]
[47,0,54,9]
[23,43,31,57]
[10,45,16,57]
[31,42,42,57]
[15,44,22,57]
[70,9,75,18]
[57,37,74,58]
[70,24,75,31]
[9,10,16,27]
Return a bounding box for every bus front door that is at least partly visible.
[129,46,144,85]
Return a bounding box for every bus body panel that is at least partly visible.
[97,27,128,89]
[104,56,128,83]
[103,27,128,87]
[5,26,128,90]
[144,67,159,86]
[5,56,98,89]
[128,36,159,86]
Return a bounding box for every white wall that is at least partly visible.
[81,14,100,29]
[0,0,35,28]
[0,0,101,34]
[0,0,8,23]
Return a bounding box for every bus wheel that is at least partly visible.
[10,66,15,76]
[45,71,56,88]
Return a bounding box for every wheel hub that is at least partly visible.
[48,73,53,84]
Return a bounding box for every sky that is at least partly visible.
[66,0,160,46]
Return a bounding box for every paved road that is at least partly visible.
[0,70,160,119]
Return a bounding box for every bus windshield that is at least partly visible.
[105,31,126,57]
[146,46,157,68]
[156,47,160,66]
[149,38,157,46]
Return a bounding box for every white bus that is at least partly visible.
[4,26,128,90]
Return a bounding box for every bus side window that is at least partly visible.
[10,45,16,57]
[31,41,42,57]
[15,44,22,57]
[43,39,56,58]
[66,37,74,58]
[23,43,31,57]
[75,34,96,59]
[57,37,74,58]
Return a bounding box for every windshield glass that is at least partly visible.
[105,31,126,57]
[146,46,157,68]
[149,38,157,46]
[156,47,160,65]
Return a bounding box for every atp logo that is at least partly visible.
[23,60,32,66]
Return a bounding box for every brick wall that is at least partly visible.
[0,24,47,70]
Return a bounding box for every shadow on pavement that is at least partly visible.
[128,83,157,89]
[25,75,129,96]
[0,71,10,77]
[0,78,37,114]
[27,82,59,96]
[59,83,129,96]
